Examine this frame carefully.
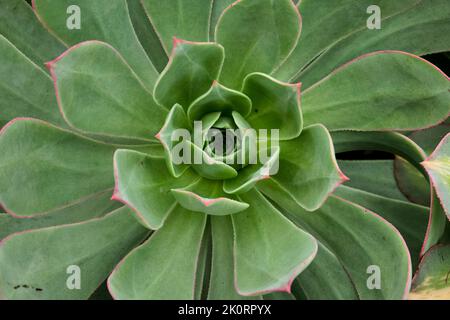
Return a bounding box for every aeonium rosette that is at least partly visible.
[108,37,343,298]
[0,0,449,300]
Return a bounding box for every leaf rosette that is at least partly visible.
[0,0,449,300]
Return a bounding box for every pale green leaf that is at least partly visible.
[0,207,148,299]
[259,124,346,211]
[48,41,167,143]
[154,40,224,109]
[107,207,206,299]
[233,189,317,296]
[33,0,158,90]
[302,52,450,131]
[172,178,248,216]
[112,149,198,230]
[243,72,302,140]
[216,0,301,89]
[0,119,115,216]
[141,0,213,53]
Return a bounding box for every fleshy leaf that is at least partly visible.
[395,156,430,206]
[141,0,213,53]
[410,123,450,154]
[338,160,408,202]
[223,147,280,194]
[126,0,168,72]
[283,195,411,299]
[258,124,347,211]
[171,179,248,215]
[242,73,302,140]
[394,124,450,206]
[273,0,419,82]
[302,51,450,131]
[187,141,238,180]
[208,216,259,300]
[187,81,252,121]
[0,0,65,70]
[33,0,158,90]
[231,111,251,130]
[194,224,210,300]
[112,149,198,230]
[0,207,148,299]
[410,245,450,300]
[0,190,121,240]
[331,130,447,254]
[215,0,301,89]
[288,0,450,89]
[209,0,235,40]
[107,207,206,299]
[335,160,429,268]
[335,185,428,270]
[47,41,167,143]
[156,104,190,177]
[422,133,450,219]
[0,35,65,127]
[198,112,222,147]
[293,243,359,299]
[0,118,115,216]
[154,39,225,109]
[232,189,317,296]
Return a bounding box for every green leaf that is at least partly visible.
[258,124,347,211]
[394,124,449,206]
[194,222,210,300]
[198,112,222,147]
[112,149,198,230]
[410,245,450,300]
[335,185,428,270]
[187,81,252,121]
[208,215,258,300]
[0,190,121,240]
[154,39,225,110]
[171,178,248,216]
[291,0,450,89]
[156,104,190,177]
[302,51,450,131]
[0,207,148,299]
[0,0,65,70]
[223,147,280,194]
[242,72,302,140]
[332,130,447,254]
[216,0,301,89]
[293,243,359,300]
[283,195,411,299]
[187,140,238,180]
[0,35,65,127]
[48,41,167,143]
[394,156,430,206]
[273,0,418,82]
[107,207,206,299]
[126,0,168,72]
[214,116,236,129]
[338,160,408,202]
[0,118,115,216]
[422,133,450,219]
[232,189,317,296]
[410,123,450,155]
[209,0,235,40]
[231,111,251,130]
[33,0,158,90]
[141,0,213,53]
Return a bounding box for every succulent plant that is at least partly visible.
[0,0,449,300]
